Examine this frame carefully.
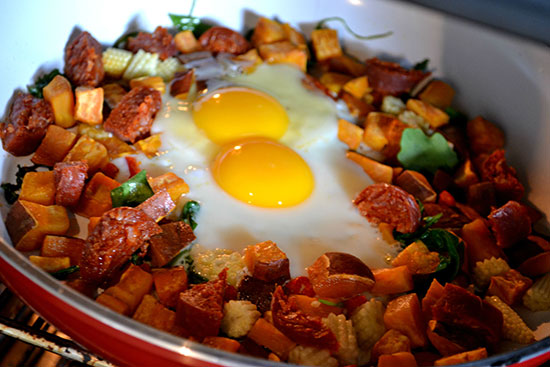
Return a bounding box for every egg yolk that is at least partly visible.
[212,138,314,208]
[192,87,289,145]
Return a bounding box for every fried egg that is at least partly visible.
[143,63,390,275]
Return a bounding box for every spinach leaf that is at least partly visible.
[113,31,139,48]
[397,128,459,174]
[445,107,468,125]
[110,170,154,208]
[51,265,80,280]
[413,58,430,71]
[130,249,145,265]
[394,213,442,245]
[167,245,208,284]
[27,69,62,98]
[181,200,200,229]
[318,299,344,307]
[1,164,47,204]
[315,16,393,40]
[170,14,212,38]
[419,229,463,283]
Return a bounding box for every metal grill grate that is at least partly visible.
[0,284,114,367]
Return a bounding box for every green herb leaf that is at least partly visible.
[394,213,442,245]
[130,249,144,265]
[445,107,468,125]
[113,31,139,48]
[167,245,208,284]
[413,59,430,71]
[419,229,463,283]
[51,265,80,280]
[397,128,459,174]
[27,69,62,99]
[315,16,393,40]
[181,200,200,229]
[169,14,211,38]
[318,299,344,307]
[110,170,154,208]
[1,164,47,204]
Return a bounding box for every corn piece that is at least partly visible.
[311,29,342,61]
[322,313,359,366]
[472,257,510,288]
[351,299,386,350]
[381,95,406,115]
[74,86,104,125]
[103,47,133,78]
[485,296,535,344]
[123,49,160,80]
[288,346,338,367]
[19,171,56,206]
[29,255,71,273]
[43,75,75,128]
[523,273,550,311]
[129,76,166,94]
[157,57,181,82]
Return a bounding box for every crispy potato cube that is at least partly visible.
[136,189,175,222]
[43,75,75,128]
[252,17,285,46]
[29,255,70,273]
[96,293,130,315]
[258,41,308,71]
[32,125,78,166]
[282,23,306,47]
[338,119,364,150]
[341,92,373,120]
[363,113,390,151]
[149,222,196,268]
[88,216,101,233]
[133,294,176,332]
[234,49,263,73]
[19,171,56,205]
[134,134,162,158]
[63,135,109,174]
[319,72,352,95]
[75,172,120,218]
[244,241,290,282]
[311,29,342,61]
[248,318,296,360]
[343,76,369,99]
[6,200,69,251]
[346,151,393,184]
[104,264,153,315]
[74,86,104,125]
[391,241,440,274]
[419,80,455,109]
[406,99,449,128]
[77,124,135,159]
[129,76,165,94]
[102,83,127,109]
[41,235,85,266]
[153,267,188,308]
[174,30,201,54]
[148,172,189,203]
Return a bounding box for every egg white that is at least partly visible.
[144,63,392,275]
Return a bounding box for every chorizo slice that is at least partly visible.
[176,269,227,338]
[237,275,279,314]
[423,203,470,231]
[54,161,88,207]
[64,31,104,87]
[354,183,421,233]
[480,149,524,202]
[103,86,161,143]
[127,26,177,61]
[80,207,161,284]
[1,92,53,156]
[488,201,531,248]
[198,27,251,55]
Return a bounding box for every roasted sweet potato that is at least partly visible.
[29,255,71,273]
[378,352,418,367]
[75,172,120,218]
[19,171,56,205]
[74,86,103,125]
[103,264,154,315]
[96,293,130,315]
[31,125,77,166]
[346,151,393,184]
[487,269,532,305]
[43,75,75,128]
[311,29,342,61]
[153,266,188,308]
[337,118,363,150]
[371,329,411,362]
[418,80,455,109]
[148,172,190,203]
[248,318,296,360]
[63,135,108,174]
[396,170,436,203]
[406,99,449,129]
[467,116,504,155]
[203,337,241,353]
[289,294,343,318]
[434,347,487,366]
[384,293,427,348]
[41,235,85,266]
[370,266,414,294]
[391,241,440,274]
[244,241,290,282]
[258,41,307,71]
[461,219,503,267]
[422,278,445,320]
[133,294,176,332]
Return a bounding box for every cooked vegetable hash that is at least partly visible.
[1,12,549,367]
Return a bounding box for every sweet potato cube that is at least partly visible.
[134,134,162,158]
[136,189,175,222]
[418,80,455,109]
[96,293,130,315]
[434,348,487,366]
[41,235,85,266]
[88,216,101,233]
[372,329,412,362]
[78,124,135,159]
[289,294,343,318]
[406,99,449,129]
[102,83,127,109]
[252,17,285,46]
[337,119,364,150]
[466,116,505,155]
[153,267,188,308]
[422,278,445,320]
[258,41,308,71]
[174,30,201,53]
[371,266,414,295]
[391,241,440,274]
[378,352,418,367]
[19,171,56,205]
[6,200,70,251]
[346,151,393,184]
[384,293,427,348]
[319,72,352,95]
[363,114,390,151]
[133,294,176,332]
[43,75,75,128]
[396,170,437,203]
[453,159,479,189]
[488,269,532,305]
[149,221,196,267]
[75,86,104,125]
[461,219,503,267]
[282,23,306,47]
[148,172,189,203]
[29,255,70,273]
[130,76,166,94]
[248,318,296,360]
[343,76,369,99]
[54,161,89,207]
[104,264,153,315]
[31,125,78,166]
[75,172,120,218]
[342,92,373,119]
[203,337,241,353]
[311,29,342,61]
[244,240,290,282]
[63,135,108,174]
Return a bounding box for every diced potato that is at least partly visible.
[252,17,285,46]
[134,134,162,158]
[129,76,166,94]
[153,267,188,308]
[104,264,153,315]
[406,99,449,128]
[133,294,176,332]
[63,135,109,174]
[346,151,393,184]
[88,216,101,233]
[32,125,78,166]
[148,172,190,203]
[466,116,505,155]
[74,86,104,125]
[174,30,201,54]
[418,80,455,109]
[319,72,352,95]
[29,255,71,273]
[311,29,342,61]
[371,266,414,295]
[343,76,369,99]
[258,41,308,71]
[337,119,364,150]
[41,235,85,266]
[77,124,135,159]
[96,293,130,315]
[363,113,390,151]
[19,171,56,205]
[102,83,127,109]
[43,75,75,128]
[244,241,289,282]
[203,337,241,353]
[234,49,263,73]
[248,318,296,360]
[282,23,306,47]
[391,241,440,274]
[341,92,372,120]
[6,200,69,251]
[75,172,120,218]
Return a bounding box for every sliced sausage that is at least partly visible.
[170,69,195,97]
[237,275,279,314]
[479,149,524,202]
[149,221,196,267]
[366,58,429,102]
[54,161,88,207]
[103,86,161,143]
[64,31,104,87]
[198,27,251,55]
[354,183,421,233]
[81,207,161,284]
[488,201,531,248]
[127,26,177,61]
